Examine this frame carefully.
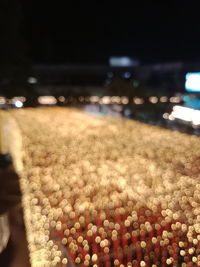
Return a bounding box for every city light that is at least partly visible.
[121,96,129,104]
[12,97,26,104]
[38,96,57,105]
[185,72,200,92]
[111,96,121,104]
[160,96,168,103]
[170,105,200,125]
[89,96,100,103]
[163,113,169,119]
[133,97,144,105]
[122,72,131,79]
[27,77,38,84]
[15,100,23,108]
[109,57,138,67]
[58,96,65,102]
[0,97,6,105]
[169,96,181,103]
[149,96,158,104]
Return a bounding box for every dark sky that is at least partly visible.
[19,1,200,64]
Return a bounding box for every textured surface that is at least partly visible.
[1,107,200,266]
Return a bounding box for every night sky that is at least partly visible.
[19,1,200,64]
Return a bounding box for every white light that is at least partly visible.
[15,100,23,108]
[185,73,200,92]
[168,114,175,121]
[109,57,138,67]
[172,106,193,122]
[170,105,200,125]
[27,77,38,84]
[163,113,169,119]
[101,96,111,104]
[38,96,57,105]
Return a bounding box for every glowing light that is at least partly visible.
[163,113,169,119]
[111,96,121,104]
[38,96,57,105]
[168,114,175,120]
[123,72,131,79]
[0,97,6,105]
[185,72,200,92]
[89,96,100,103]
[121,96,129,105]
[160,96,168,103]
[169,96,181,103]
[170,105,200,125]
[149,96,158,104]
[12,97,26,104]
[109,57,135,67]
[100,96,111,104]
[133,97,144,105]
[15,100,23,108]
[27,77,38,84]
[58,96,65,102]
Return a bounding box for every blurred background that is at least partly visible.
[1,0,200,135]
